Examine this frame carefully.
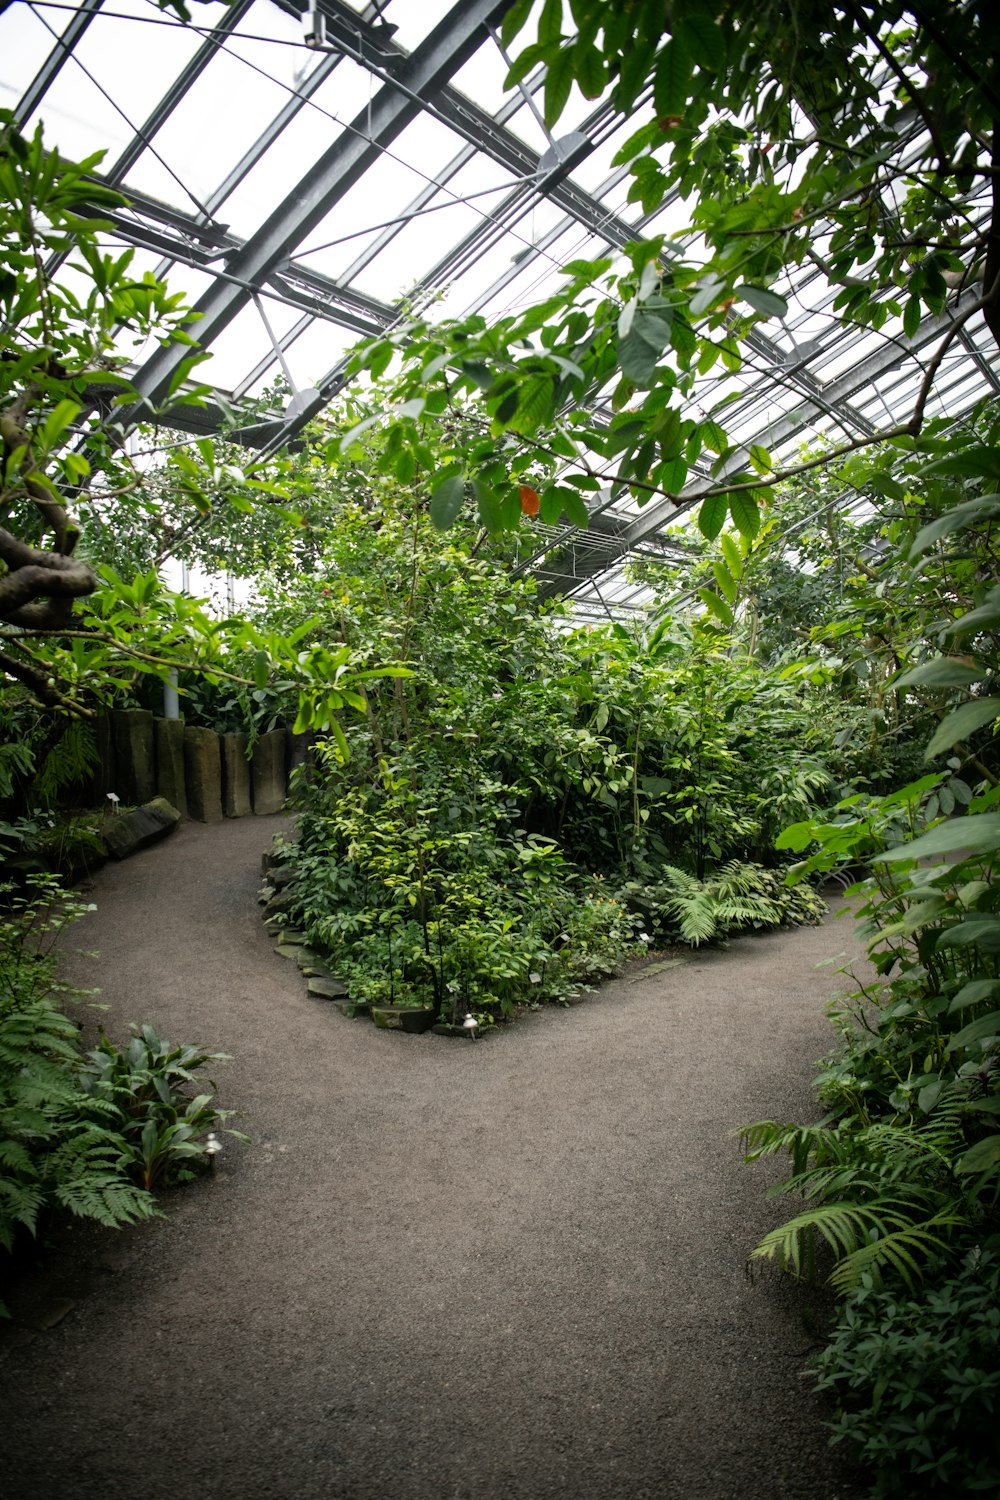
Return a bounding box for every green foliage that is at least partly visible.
[0,995,157,1268]
[336,2,999,548]
[77,1026,246,1191]
[812,1253,1000,1498]
[621,861,825,946]
[741,439,999,1499]
[1,875,243,1311]
[0,874,95,1012]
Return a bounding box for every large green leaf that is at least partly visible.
[947,1010,1000,1053]
[728,491,760,539]
[541,485,589,528]
[429,474,465,531]
[925,697,1000,759]
[957,1136,1000,1174]
[675,9,726,70]
[948,978,1000,1013]
[720,533,744,581]
[920,446,1000,480]
[698,587,733,626]
[935,918,1000,954]
[874,812,1000,863]
[698,492,728,539]
[895,657,983,690]
[618,323,661,384]
[907,496,1000,557]
[713,559,738,604]
[737,284,789,318]
[945,588,1000,637]
[653,37,692,117]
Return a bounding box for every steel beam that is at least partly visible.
[125,0,516,416]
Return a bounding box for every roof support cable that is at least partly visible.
[486,22,590,177]
[251,292,320,418]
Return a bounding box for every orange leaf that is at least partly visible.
[519,485,540,516]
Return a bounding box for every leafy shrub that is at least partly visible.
[811,1252,1000,1498]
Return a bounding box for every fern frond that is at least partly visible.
[829,1210,965,1295]
[34,721,98,804]
[53,1173,158,1229]
[748,1199,912,1282]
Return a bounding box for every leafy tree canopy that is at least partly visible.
[345,0,999,542]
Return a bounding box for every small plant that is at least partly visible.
[1,874,97,1012]
[811,1251,1000,1498]
[78,1025,247,1190]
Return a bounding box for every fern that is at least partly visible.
[742,1094,986,1295]
[629,861,825,946]
[33,720,99,805]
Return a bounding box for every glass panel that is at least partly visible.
[382,0,454,53]
[21,0,228,166]
[451,35,515,119]
[0,2,66,111]
[194,296,304,392]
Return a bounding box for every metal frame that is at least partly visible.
[2,0,997,611]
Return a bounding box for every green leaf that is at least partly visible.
[574,37,605,97]
[429,474,465,530]
[720,533,744,580]
[935,918,1000,954]
[326,717,350,765]
[618,324,661,385]
[698,492,728,539]
[925,698,999,759]
[40,399,82,448]
[737,284,789,319]
[945,589,1000,637]
[500,0,533,47]
[874,812,1000,863]
[908,497,1000,555]
[895,658,983,690]
[544,46,574,129]
[514,374,555,432]
[920,446,1000,480]
[251,651,269,690]
[657,453,688,492]
[542,485,589,528]
[728,491,760,539]
[698,588,733,626]
[537,0,562,44]
[713,559,738,604]
[957,1136,1000,1174]
[471,477,505,535]
[948,979,1000,1014]
[748,444,773,474]
[653,37,693,118]
[675,11,725,70]
[948,1009,1000,1052]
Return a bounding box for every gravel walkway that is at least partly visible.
[1,816,866,1500]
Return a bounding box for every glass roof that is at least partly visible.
[2,0,998,621]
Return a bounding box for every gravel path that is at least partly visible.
[1,816,866,1500]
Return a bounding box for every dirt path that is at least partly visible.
[1,816,865,1500]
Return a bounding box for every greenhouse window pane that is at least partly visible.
[0,2,68,112]
[17,0,225,165]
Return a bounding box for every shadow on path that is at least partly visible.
[0,816,864,1500]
